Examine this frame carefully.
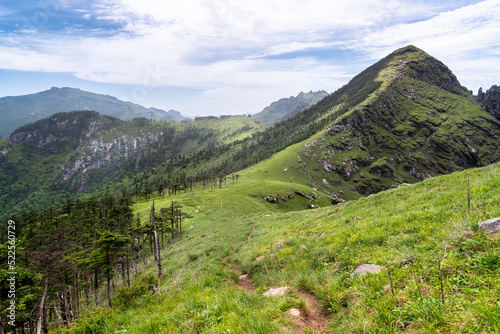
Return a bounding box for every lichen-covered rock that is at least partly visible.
[351,264,383,278]
[478,217,500,234]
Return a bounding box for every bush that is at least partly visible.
[114,282,149,310]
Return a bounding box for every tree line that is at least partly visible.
[0,194,189,334]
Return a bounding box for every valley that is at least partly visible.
[1,45,499,333]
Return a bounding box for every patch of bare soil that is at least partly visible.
[245,224,255,243]
[290,291,331,333]
[237,274,256,293]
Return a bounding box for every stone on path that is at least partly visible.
[289,308,301,317]
[263,286,290,297]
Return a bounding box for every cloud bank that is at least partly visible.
[0,0,498,114]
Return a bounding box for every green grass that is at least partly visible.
[57,161,500,333]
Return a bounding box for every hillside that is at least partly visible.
[254,90,329,126]
[0,87,190,138]
[296,46,500,200]
[144,46,500,203]
[6,158,498,333]
[2,45,500,333]
[0,112,262,220]
[124,162,500,333]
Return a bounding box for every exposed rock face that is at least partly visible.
[56,131,161,192]
[478,217,500,234]
[9,111,119,152]
[479,85,500,121]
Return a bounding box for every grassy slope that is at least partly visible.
[62,161,500,333]
[297,47,500,201]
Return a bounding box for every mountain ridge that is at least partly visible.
[254,90,329,126]
[0,87,190,138]
[290,45,500,199]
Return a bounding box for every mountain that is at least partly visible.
[3,45,500,333]
[146,45,500,203]
[254,90,329,126]
[2,45,500,219]
[0,112,261,219]
[248,45,500,200]
[478,85,500,120]
[0,87,190,138]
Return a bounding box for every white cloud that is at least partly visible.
[347,0,500,90]
[0,0,498,114]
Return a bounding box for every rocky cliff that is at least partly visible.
[478,85,500,120]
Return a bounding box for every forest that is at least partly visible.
[0,192,191,333]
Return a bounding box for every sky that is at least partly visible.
[0,0,499,117]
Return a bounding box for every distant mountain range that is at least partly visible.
[0,87,190,138]
[253,90,329,126]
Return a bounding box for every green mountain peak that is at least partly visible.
[290,46,500,200]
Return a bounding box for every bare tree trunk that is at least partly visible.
[42,302,48,334]
[142,241,147,268]
[72,271,79,320]
[94,270,99,307]
[35,272,49,334]
[179,210,182,238]
[106,254,112,308]
[84,274,90,308]
[126,252,130,287]
[150,202,162,280]
[122,262,126,287]
[149,231,154,260]
[56,291,69,328]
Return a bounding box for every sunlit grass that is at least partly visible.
[60,163,500,333]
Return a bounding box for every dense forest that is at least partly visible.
[0,192,192,333]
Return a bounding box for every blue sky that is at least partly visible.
[0,0,499,117]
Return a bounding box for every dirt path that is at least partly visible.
[226,223,330,332]
[245,224,255,243]
[236,273,256,293]
[291,291,331,333]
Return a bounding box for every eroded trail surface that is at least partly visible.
[291,291,331,333]
[226,223,331,332]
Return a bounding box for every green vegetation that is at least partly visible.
[19,160,497,333]
[3,46,497,221]
[1,45,500,333]
[0,113,262,221]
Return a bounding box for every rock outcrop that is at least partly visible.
[478,217,500,234]
[478,85,500,121]
[263,286,291,297]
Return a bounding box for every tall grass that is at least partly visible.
[58,163,500,333]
